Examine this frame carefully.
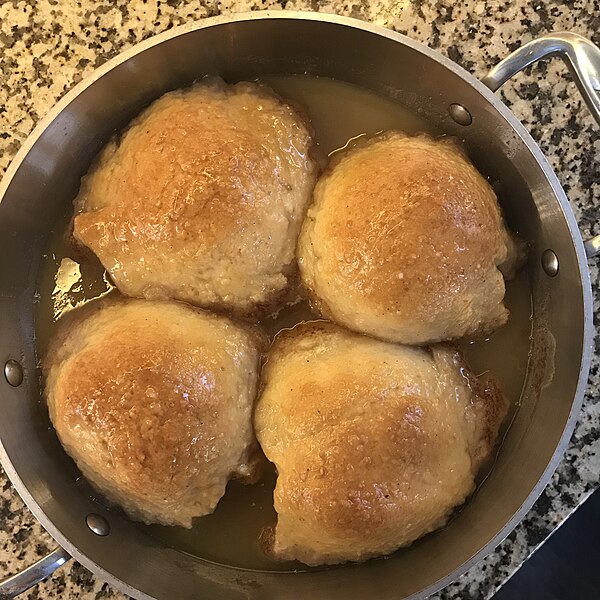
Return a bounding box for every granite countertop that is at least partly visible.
[0,1,598,599]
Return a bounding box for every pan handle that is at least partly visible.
[0,547,71,599]
[481,32,600,258]
[481,32,600,124]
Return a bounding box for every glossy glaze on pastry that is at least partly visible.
[73,80,316,318]
[298,132,522,344]
[44,299,265,527]
[254,322,507,565]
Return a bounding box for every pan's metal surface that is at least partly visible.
[0,12,594,600]
[481,31,600,125]
[0,548,70,599]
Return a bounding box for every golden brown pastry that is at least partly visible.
[44,299,265,527]
[298,132,522,344]
[73,80,316,318]
[254,322,507,566]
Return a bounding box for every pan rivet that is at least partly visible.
[541,249,559,277]
[4,360,23,387]
[448,103,473,126]
[86,513,110,536]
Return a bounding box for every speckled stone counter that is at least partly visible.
[0,1,598,599]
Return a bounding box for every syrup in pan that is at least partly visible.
[35,75,532,570]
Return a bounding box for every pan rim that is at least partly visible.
[0,10,593,600]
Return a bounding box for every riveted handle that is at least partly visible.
[0,548,70,599]
[482,32,600,258]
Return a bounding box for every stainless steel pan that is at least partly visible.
[0,12,598,600]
